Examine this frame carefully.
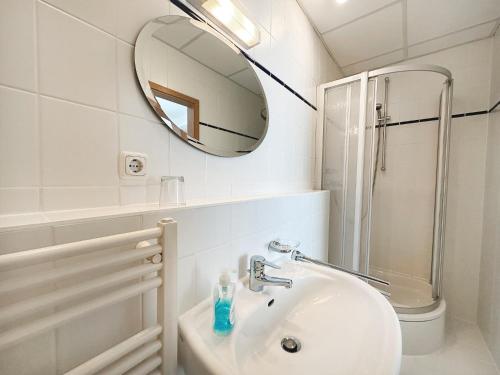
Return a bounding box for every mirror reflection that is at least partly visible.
[135,15,268,157]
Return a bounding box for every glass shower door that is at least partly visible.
[321,73,368,271]
[320,66,453,314]
[360,71,453,312]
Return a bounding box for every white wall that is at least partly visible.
[478,30,500,366]
[0,192,329,374]
[0,0,342,216]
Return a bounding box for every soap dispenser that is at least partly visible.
[213,270,235,336]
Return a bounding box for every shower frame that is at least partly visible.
[317,64,453,314]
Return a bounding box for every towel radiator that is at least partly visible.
[0,218,177,375]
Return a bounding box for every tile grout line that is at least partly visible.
[326,10,498,71]
[37,0,135,48]
[320,0,402,36]
[34,0,43,213]
[490,19,500,37]
[341,47,404,70]
[0,82,38,95]
[342,26,498,72]
[409,18,500,48]
[0,82,163,127]
[401,0,408,59]
[34,0,59,364]
[115,28,123,206]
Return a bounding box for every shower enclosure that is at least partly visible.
[319,65,453,314]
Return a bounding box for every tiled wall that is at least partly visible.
[0,0,342,215]
[0,191,329,374]
[478,30,500,367]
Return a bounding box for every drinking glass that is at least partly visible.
[159,176,186,207]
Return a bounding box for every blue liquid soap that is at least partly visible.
[213,271,235,336]
[213,298,234,335]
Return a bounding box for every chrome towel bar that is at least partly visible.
[291,250,391,295]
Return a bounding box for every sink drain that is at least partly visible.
[281,336,301,353]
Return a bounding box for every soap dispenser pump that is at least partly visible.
[213,270,235,336]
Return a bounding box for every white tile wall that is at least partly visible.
[0,87,38,188]
[0,191,329,374]
[37,2,117,110]
[40,97,119,187]
[0,0,36,91]
[0,0,342,217]
[116,41,158,121]
[0,188,41,215]
[119,113,170,185]
[370,123,439,280]
[478,30,500,368]
[41,186,120,211]
[444,115,488,322]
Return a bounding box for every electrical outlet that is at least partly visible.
[120,151,148,178]
[126,156,145,175]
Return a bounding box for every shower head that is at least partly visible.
[376,103,383,120]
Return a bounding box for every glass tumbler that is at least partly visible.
[159,176,186,207]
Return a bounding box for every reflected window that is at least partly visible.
[149,81,200,140]
[156,97,188,132]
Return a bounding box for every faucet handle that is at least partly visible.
[261,259,280,269]
[250,255,281,270]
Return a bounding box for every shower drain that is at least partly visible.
[281,336,301,353]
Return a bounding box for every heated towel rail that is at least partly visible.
[0,218,177,375]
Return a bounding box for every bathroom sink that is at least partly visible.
[179,260,401,375]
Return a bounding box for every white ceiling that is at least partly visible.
[153,19,261,95]
[298,0,500,74]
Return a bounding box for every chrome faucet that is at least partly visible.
[249,255,293,292]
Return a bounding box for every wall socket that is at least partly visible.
[120,151,148,178]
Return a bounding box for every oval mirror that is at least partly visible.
[134,15,268,157]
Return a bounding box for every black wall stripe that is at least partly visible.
[170,0,203,21]
[489,100,500,113]
[375,100,500,128]
[239,50,317,111]
[170,0,317,111]
[199,122,260,140]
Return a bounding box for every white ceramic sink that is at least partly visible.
[179,260,401,375]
